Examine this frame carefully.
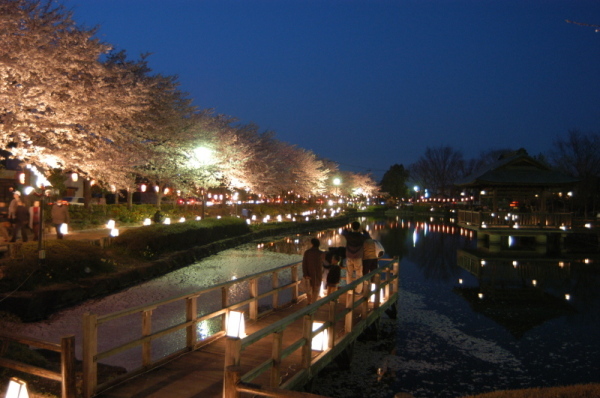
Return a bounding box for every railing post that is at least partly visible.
[345,290,354,334]
[142,309,154,367]
[328,300,336,350]
[82,312,97,398]
[270,331,283,387]
[291,265,299,303]
[272,271,279,309]
[222,286,229,331]
[223,337,242,398]
[393,259,400,294]
[302,314,314,369]
[249,278,258,321]
[60,335,76,398]
[186,295,198,349]
[360,281,368,320]
[373,273,382,309]
[224,365,241,398]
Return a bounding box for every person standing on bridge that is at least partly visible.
[342,221,369,294]
[302,238,325,304]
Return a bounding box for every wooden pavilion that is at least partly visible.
[454,149,579,253]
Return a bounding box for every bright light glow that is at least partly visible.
[190,146,216,167]
[143,218,151,226]
[59,223,68,235]
[226,311,246,338]
[565,294,571,301]
[369,284,385,303]
[508,236,514,247]
[154,186,159,193]
[18,173,25,184]
[140,184,147,192]
[196,216,202,221]
[312,322,329,351]
[179,217,185,223]
[163,218,171,225]
[106,219,115,229]
[458,279,463,284]
[23,186,34,195]
[532,280,537,286]
[6,377,29,398]
[333,178,341,186]
[110,228,119,237]
[585,223,592,228]
[478,293,484,299]
[71,173,78,182]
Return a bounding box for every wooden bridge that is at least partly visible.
[2,257,398,397]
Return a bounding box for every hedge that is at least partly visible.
[111,216,251,259]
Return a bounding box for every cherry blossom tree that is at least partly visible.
[0,0,151,186]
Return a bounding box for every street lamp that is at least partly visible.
[333,178,341,197]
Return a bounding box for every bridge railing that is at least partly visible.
[82,260,305,398]
[458,210,572,228]
[223,258,400,396]
[0,332,76,398]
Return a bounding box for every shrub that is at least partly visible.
[111,217,251,259]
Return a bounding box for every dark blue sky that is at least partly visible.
[64,0,600,180]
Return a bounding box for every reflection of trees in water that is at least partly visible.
[567,263,600,322]
[260,227,349,255]
[409,223,473,282]
[378,223,408,259]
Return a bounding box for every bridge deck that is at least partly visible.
[96,297,360,398]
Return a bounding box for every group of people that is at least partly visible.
[0,191,70,243]
[302,221,385,304]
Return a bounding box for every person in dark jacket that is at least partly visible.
[325,253,342,296]
[10,196,29,242]
[341,221,368,293]
[302,238,325,304]
[51,201,69,239]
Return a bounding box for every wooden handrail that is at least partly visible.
[0,332,76,398]
[83,260,304,397]
[224,259,400,393]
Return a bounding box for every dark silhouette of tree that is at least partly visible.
[549,129,600,217]
[410,146,464,196]
[380,164,410,199]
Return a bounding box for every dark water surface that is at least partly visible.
[268,216,600,398]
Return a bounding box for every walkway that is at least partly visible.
[80,260,399,398]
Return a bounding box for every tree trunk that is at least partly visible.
[83,179,92,210]
[127,189,133,210]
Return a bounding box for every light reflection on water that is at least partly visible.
[267,216,600,398]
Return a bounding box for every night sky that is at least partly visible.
[64,0,600,180]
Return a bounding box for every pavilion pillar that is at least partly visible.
[492,189,498,212]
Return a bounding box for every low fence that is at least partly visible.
[0,332,76,398]
[458,210,572,228]
[81,257,398,398]
[82,260,304,398]
[223,259,400,396]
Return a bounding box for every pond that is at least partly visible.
[263,216,600,398]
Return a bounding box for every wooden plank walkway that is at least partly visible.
[77,259,399,398]
[95,298,354,398]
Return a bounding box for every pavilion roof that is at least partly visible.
[455,149,578,187]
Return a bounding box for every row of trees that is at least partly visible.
[380,130,600,217]
[0,0,378,206]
